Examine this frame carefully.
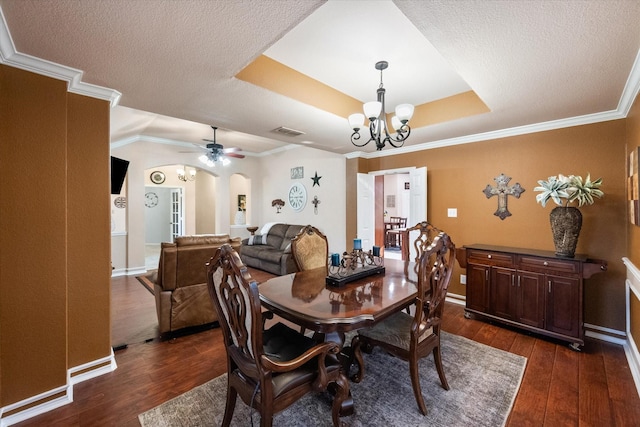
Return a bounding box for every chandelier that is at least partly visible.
[177,166,196,181]
[348,61,414,151]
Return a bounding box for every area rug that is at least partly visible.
[138,331,526,426]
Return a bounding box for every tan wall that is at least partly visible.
[348,120,627,331]
[0,65,111,405]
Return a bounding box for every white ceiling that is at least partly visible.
[2,0,640,158]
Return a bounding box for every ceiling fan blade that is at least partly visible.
[191,143,209,151]
[225,152,245,159]
[223,147,242,153]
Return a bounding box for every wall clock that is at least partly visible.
[288,182,307,212]
[150,171,166,185]
[145,192,159,208]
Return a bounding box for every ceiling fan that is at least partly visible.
[196,126,245,166]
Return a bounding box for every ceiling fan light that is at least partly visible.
[395,103,414,123]
[363,101,382,121]
[348,113,365,131]
[198,155,208,164]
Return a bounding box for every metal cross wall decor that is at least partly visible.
[483,173,525,220]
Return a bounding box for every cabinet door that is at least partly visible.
[489,267,516,320]
[466,263,490,313]
[546,274,581,338]
[516,271,545,329]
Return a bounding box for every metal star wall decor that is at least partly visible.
[311,171,322,187]
[483,173,525,220]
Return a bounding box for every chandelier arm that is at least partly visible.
[388,125,411,148]
[351,130,376,147]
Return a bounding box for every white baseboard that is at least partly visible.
[0,350,117,427]
[111,267,127,277]
[584,323,627,345]
[446,292,466,306]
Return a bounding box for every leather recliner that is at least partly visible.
[152,234,242,334]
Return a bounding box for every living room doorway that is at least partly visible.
[144,186,184,270]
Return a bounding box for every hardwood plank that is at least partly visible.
[507,339,556,426]
[578,339,615,426]
[601,341,640,426]
[544,345,579,426]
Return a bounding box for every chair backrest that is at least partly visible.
[389,216,407,228]
[291,225,329,272]
[402,221,442,267]
[414,232,455,332]
[207,244,263,369]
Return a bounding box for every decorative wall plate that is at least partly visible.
[114,196,127,209]
[145,192,159,208]
[150,171,166,184]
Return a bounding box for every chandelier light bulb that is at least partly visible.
[391,115,403,131]
[363,101,382,121]
[348,113,365,131]
[395,104,414,123]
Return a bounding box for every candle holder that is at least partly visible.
[326,247,385,287]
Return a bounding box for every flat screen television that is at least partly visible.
[110,156,130,195]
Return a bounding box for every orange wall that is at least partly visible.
[0,65,111,406]
[348,119,627,331]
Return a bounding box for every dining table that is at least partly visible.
[258,257,419,415]
[258,258,418,338]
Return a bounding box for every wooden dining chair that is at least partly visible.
[206,244,349,427]
[386,216,407,248]
[350,232,456,416]
[291,225,329,273]
[401,221,442,271]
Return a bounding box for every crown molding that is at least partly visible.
[0,6,121,107]
[346,108,626,160]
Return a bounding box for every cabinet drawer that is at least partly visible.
[518,255,580,275]
[467,250,515,268]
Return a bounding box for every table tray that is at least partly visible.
[326,265,385,287]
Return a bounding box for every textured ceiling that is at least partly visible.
[1,0,640,158]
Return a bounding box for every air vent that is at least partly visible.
[271,126,305,137]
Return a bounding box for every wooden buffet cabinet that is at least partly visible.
[457,244,607,350]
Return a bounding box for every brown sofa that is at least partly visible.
[239,223,305,275]
[152,234,241,334]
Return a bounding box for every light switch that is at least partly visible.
[447,208,457,218]
[460,274,466,284]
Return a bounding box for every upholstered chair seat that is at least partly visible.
[357,311,434,350]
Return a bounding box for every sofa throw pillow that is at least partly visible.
[248,234,267,246]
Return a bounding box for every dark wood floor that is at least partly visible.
[14,270,640,426]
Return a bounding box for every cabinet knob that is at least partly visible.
[543,261,549,266]
[487,254,492,259]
